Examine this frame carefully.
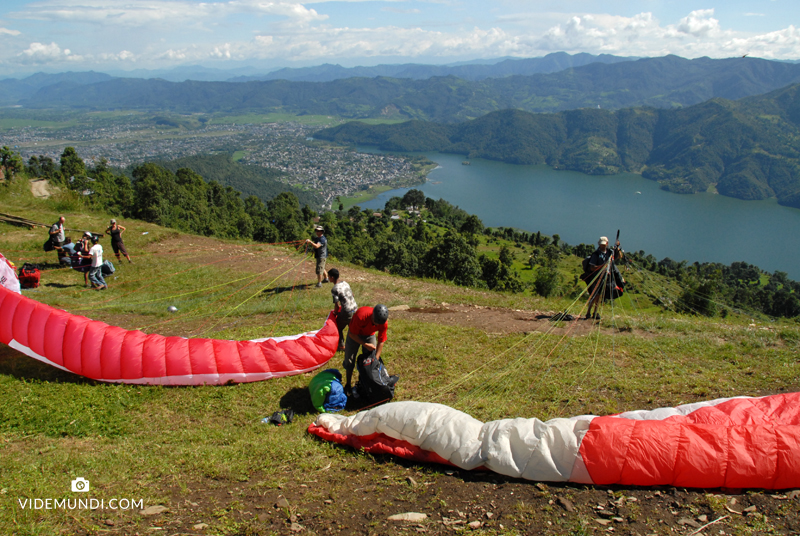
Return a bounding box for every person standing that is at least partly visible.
[105,219,132,263]
[305,225,328,288]
[49,216,65,261]
[586,236,622,320]
[328,268,358,351]
[84,236,107,290]
[343,304,389,396]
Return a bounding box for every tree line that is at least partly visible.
[3,145,798,318]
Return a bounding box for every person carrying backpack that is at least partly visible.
[585,236,623,320]
[343,304,389,398]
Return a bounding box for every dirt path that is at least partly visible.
[30,179,53,199]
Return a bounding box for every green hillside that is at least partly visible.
[157,153,321,208]
[315,84,800,206]
[2,159,800,535]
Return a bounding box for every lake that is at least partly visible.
[356,150,800,279]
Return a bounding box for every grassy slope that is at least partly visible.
[1,179,799,535]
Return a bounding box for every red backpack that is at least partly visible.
[18,263,41,289]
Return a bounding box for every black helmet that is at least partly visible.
[372,304,389,325]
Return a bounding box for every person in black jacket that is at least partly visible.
[586,236,623,320]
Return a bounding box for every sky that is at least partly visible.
[0,0,798,75]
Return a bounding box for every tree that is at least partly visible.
[39,156,58,181]
[0,146,23,180]
[413,219,430,243]
[25,155,41,177]
[480,256,524,292]
[498,245,514,266]
[245,195,280,243]
[60,147,86,184]
[132,163,178,225]
[423,231,482,287]
[459,214,484,236]
[90,166,134,216]
[533,266,561,297]
[267,192,304,241]
[402,189,426,208]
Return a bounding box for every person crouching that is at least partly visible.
[343,304,388,397]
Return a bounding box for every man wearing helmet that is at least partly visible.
[343,304,389,396]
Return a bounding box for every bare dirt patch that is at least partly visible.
[73,457,800,535]
[396,302,627,337]
[30,178,53,199]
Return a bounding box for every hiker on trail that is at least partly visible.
[305,225,328,288]
[328,268,358,351]
[586,236,622,320]
[343,304,388,397]
[106,219,132,263]
[49,216,65,261]
[83,235,107,290]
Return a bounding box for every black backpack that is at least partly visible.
[356,349,399,405]
[581,255,591,274]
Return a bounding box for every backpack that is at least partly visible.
[18,263,41,289]
[356,350,399,405]
[101,260,115,275]
[43,237,54,252]
[581,255,591,274]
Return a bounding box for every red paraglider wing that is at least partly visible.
[0,285,338,385]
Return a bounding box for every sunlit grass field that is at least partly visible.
[1,179,798,534]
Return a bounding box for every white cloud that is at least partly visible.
[527,9,800,59]
[0,27,21,36]
[99,50,137,62]
[3,5,800,70]
[382,7,421,14]
[12,0,325,27]
[672,9,721,38]
[18,41,83,63]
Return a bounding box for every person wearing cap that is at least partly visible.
[105,219,132,263]
[83,235,107,290]
[343,304,389,397]
[586,236,622,320]
[328,268,358,351]
[305,225,328,288]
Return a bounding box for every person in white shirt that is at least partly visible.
[84,236,107,290]
[328,268,357,351]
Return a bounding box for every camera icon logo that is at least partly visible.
[71,477,90,493]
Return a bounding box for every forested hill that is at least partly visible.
[21,56,800,122]
[315,83,800,208]
[156,153,320,207]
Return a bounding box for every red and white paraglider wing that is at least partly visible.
[0,285,338,385]
[0,253,20,294]
[310,394,800,490]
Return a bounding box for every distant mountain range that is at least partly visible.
[314,83,800,208]
[0,71,114,106]
[228,52,636,82]
[12,56,800,122]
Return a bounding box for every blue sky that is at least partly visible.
[0,0,798,74]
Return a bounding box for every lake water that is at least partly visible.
[357,150,800,279]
